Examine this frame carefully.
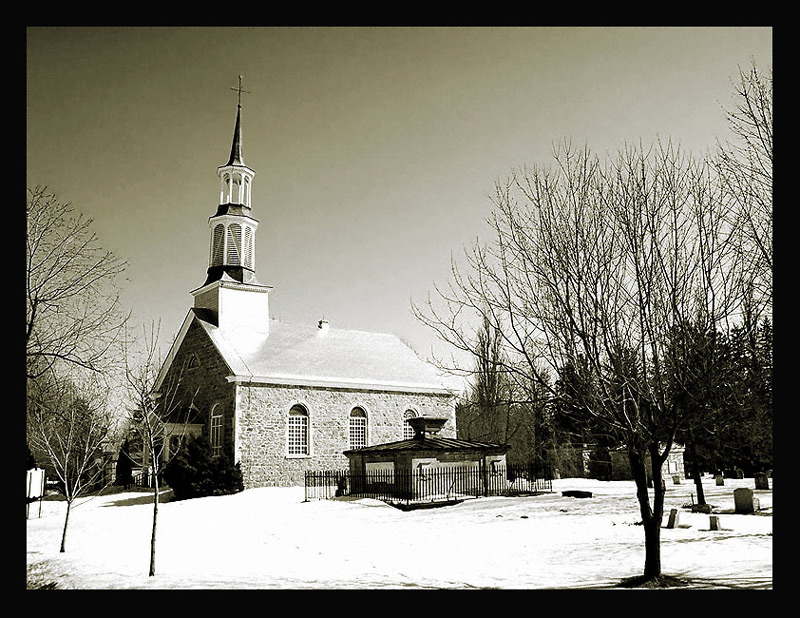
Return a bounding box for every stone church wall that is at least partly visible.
[236,383,456,487]
[164,320,237,458]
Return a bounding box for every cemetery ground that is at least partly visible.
[26,475,772,590]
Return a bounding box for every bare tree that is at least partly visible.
[27,372,119,553]
[715,61,772,322]
[26,186,129,382]
[123,322,198,577]
[462,317,514,442]
[458,317,553,465]
[414,139,741,583]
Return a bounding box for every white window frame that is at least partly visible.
[403,408,418,440]
[349,407,368,450]
[287,404,311,457]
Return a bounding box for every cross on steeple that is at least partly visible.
[224,75,250,167]
[230,74,251,108]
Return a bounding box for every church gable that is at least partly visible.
[170,318,235,399]
[157,312,238,459]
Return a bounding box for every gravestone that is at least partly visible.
[734,487,760,514]
[666,508,680,529]
[709,516,721,531]
[735,468,744,479]
[715,475,724,486]
[754,472,769,490]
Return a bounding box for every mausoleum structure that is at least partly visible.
[343,417,508,501]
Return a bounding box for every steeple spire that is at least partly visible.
[226,104,245,166]
[226,75,250,167]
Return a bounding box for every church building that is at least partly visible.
[153,90,457,487]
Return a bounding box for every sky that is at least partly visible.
[26,27,773,369]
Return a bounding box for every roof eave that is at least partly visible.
[226,373,456,396]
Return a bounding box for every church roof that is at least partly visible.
[188,309,456,395]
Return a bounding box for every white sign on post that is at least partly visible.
[27,468,45,499]
[26,468,46,519]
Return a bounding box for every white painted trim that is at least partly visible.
[348,403,369,449]
[190,277,272,299]
[402,407,419,439]
[226,373,456,396]
[285,400,313,458]
[233,384,241,464]
[153,310,197,393]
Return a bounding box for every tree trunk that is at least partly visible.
[685,437,706,505]
[691,468,705,505]
[59,499,72,553]
[629,447,663,580]
[149,472,159,577]
[641,507,662,579]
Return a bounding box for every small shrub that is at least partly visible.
[164,436,244,500]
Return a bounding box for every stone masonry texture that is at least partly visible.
[237,383,456,487]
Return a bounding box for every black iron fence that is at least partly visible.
[304,463,552,505]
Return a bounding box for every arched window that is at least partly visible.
[288,405,309,456]
[349,407,367,449]
[210,405,223,457]
[221,173,231,204]
[231,173,243,204]
[403,409,417,440]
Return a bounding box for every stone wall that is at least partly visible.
[236,383,456,487]
[161,319,237,459]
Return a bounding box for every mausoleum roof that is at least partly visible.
[343,435,508,455]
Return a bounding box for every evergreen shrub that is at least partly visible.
[164,435,244,500]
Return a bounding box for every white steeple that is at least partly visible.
[192,76,271,335]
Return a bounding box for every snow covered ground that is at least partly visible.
[26,476,772,589]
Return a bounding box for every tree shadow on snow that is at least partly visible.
[614,573,771,589]
[101,490,174,507]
